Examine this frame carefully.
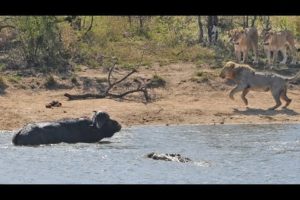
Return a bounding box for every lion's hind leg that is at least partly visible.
[290,46,297,64]
[269,89,282,110]
[280,88,292,109]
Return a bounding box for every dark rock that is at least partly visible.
[45,100,62,108]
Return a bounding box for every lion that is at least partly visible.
[228,27,258,64]
[262,29,297,65]
[219,61,300,110]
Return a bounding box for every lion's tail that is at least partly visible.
[286,71,300,82]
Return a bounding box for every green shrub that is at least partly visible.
[11,16,69,70]
[0,76,7,88]
[7,75,21,84]
[192,70,219,83]
[148,74,166,88]
[71,76,78,85]
[44,75,57,88]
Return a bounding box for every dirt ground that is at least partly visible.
[1,63,300,131]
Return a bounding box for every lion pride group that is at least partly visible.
[228,27,298,66]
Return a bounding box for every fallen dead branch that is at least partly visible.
[64,55,152,102]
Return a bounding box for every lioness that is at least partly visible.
[219,61,300,110]
[262,29,297,65]
[228,27,258,64]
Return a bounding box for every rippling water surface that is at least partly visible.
[0,124,300,184]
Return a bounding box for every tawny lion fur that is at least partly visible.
[262,30,297,65]
[219,61,300,110]
[228,27,258,64]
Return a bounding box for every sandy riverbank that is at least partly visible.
[1,63,300,131]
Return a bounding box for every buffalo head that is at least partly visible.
[91,111,121,138]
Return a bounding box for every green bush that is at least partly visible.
[71,76,78,85]
[191,70,219,83]
[0,15,299,76]
[0,76,7,88]
[11,16,69,70]
[148,74,166,88]
[7,75,21,84]
[44,75,57,88]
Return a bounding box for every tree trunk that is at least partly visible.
[77,16,94,42]
[207,16,218,46]
[198,16,203,44]
[139,16,144,32]
[243,16,249,28]
[128,16,132,27]
[264,16,271,30]
[82,16,93,37]
[72,16,82,30]
[250,16,257,27]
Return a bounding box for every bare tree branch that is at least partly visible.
[108,88,146,99]
[64,54,153,103]
[105,50,144,93]
[107,60,116,87]
[110,69,137,87]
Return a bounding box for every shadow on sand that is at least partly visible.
[233,107,299,116]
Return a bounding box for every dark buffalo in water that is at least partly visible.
[12,111,121,146]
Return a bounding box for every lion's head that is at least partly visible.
[261,29,274,45]
[262,29,295,46]
[228,29,246,45]
[219,61,236,79]
[220,61,255,80]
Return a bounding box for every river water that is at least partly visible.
[0,124,300,184]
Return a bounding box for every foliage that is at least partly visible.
[8,16,69,70]
[191,70,219,83]
[44,75,57,88]
[149,74,166,88]
[0,15,299,76]
[0,76,7,88]
[6,75,21,84]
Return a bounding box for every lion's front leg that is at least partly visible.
[242,50,248,63]
[241,88,250,105]
[279,48,287,64]
[235,49,241,63]
[266,49,272,65]
[229,84,247,100]
[273,50,278,64]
